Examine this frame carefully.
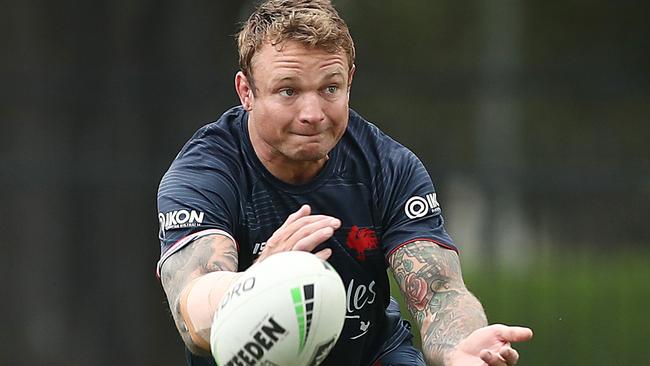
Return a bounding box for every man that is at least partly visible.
[157,1,533,365]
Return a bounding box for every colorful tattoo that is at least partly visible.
[389,241,487,365]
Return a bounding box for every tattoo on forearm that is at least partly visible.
[159,234,238,352]
[389,241,487,365]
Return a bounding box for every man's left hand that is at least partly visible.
[446,324,533,366]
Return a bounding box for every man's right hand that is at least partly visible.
[255,204,341,263]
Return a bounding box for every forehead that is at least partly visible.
[251,40,349,79]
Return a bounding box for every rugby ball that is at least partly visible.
[210,251,346,366]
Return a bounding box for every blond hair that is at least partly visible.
[237,0,355,88]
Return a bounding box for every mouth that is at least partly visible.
[292,132,322,137]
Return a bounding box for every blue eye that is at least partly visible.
[279,89,295,97]
[325,86,338,94]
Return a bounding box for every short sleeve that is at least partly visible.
[156,131,240,275]
[377,145,456,258]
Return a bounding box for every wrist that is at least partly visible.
[441,345,459,366]
[421,339,457,366]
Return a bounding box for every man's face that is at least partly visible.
[240,41,353,165]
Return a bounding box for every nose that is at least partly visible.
[298,92,325,124]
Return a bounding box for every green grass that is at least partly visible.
[389,247,650,365]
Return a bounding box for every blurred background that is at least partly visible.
[1,0,648,365]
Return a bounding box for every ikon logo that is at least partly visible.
[404,193,440,219]
[158,209,204,237]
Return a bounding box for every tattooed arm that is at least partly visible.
[389,241,533,366]
[159,205,341,356]
[389,241,486,365]
[160,234,240,356]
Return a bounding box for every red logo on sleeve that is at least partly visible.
[346,226,379,261]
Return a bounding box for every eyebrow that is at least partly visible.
[270,72,345,86]
[270,75,298,84]
[323,71,345,81]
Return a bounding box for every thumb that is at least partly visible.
[494,325,534,343]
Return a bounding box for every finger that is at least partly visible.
[284,215,339,234]
[288,217,340,241]
[292,226,335,252]
[479,349,507,366]
[499,346,519,365]
[279,204,311,229]
[314,248,332,261]
[271,215,337,244]
[494,325,534,343]
[278,217,339,248]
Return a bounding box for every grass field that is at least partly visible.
[389,247,650,366]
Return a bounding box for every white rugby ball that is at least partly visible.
[210,251,346,366]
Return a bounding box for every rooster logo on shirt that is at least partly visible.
[346,225,378,261]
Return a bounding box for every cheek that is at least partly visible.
[332,115,349,139]
[256,104,292,134]
[325,104,349,131]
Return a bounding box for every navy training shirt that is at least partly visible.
[157,106,457,366]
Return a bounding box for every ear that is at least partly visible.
[347,64,356,93]
[235,71,254,111]
[344,64,356,103]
